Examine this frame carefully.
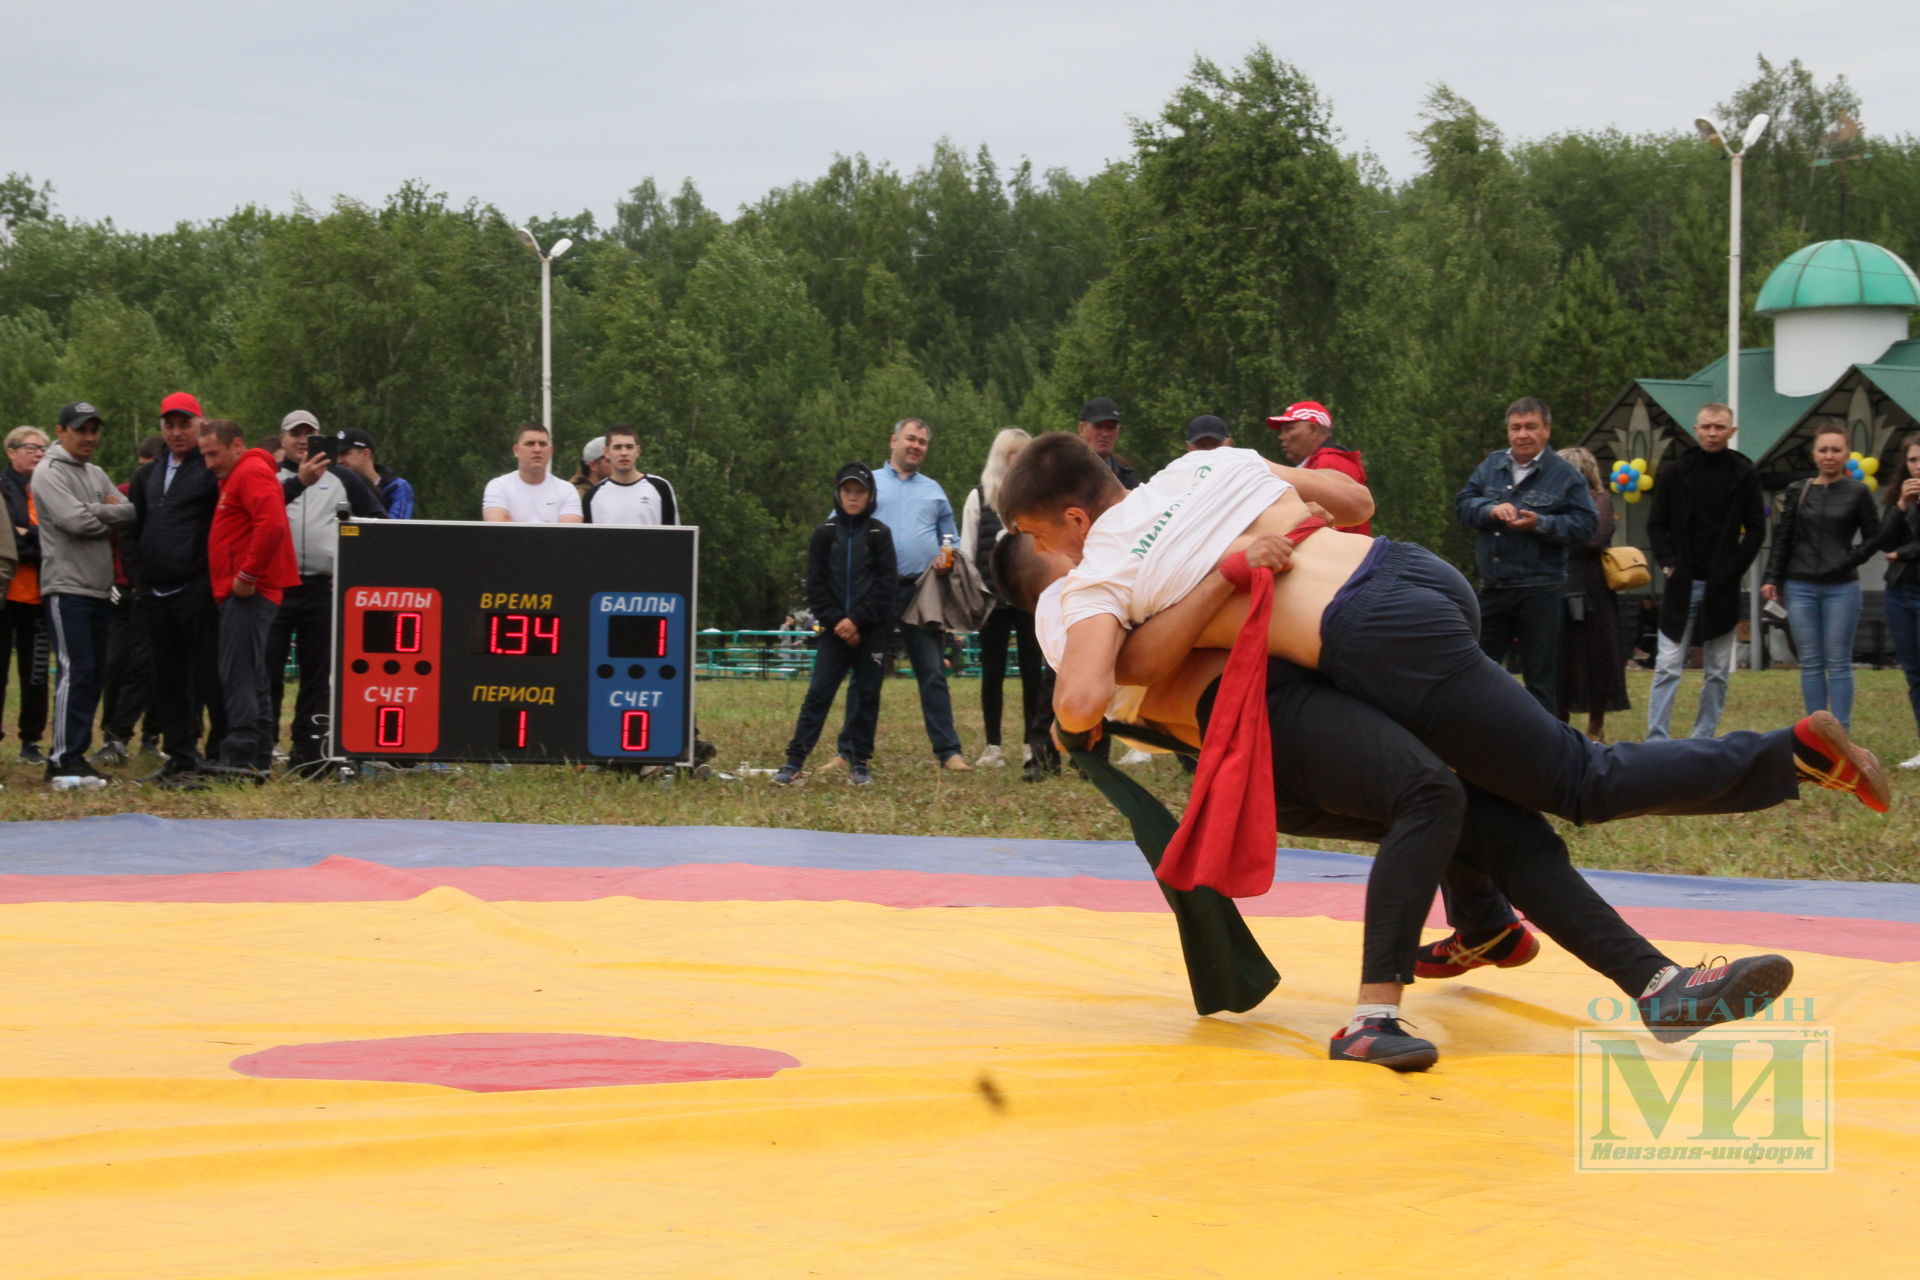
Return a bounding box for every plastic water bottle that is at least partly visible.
[939,533,957,571]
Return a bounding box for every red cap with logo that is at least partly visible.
[159,391,204,419]
[1266,400,1331,431]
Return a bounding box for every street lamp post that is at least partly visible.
[514,227,574,429]
[1694,112,1771,668]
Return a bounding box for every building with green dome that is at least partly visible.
[1576,238,1919,665]
[1580,238,1919,489]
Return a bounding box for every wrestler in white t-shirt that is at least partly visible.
[1056,448,1293,635]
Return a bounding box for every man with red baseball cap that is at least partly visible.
[1267,401,1369,535]
[125,390,225,784]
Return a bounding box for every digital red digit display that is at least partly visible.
[362,610,424,654]
[606,615,669,659]
[497,708,529,750]
[484,612,561,656]
[621,710,651,752]
[375,705,406,748]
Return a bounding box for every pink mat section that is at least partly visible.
[231,1033,800,1093]
[4,856,1916,961]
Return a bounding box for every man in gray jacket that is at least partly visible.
[34,402,137,790]
[267,414,386,773]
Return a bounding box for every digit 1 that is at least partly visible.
[515,709,528,748]
[654,617,667,657]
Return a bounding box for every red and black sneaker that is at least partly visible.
[1793,711,1890,813]
[1413,924,1540,980]
[1328,1016,1438,1072]
[1636,954,1795,1043]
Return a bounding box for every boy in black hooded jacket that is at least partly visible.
[775,462,897,785]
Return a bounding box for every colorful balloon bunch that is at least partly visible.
[1847,452,1880,491]
[1610,457,1656,505]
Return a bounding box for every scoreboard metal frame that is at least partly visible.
[328,519,698,765]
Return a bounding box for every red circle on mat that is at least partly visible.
[231,1033,799,1093]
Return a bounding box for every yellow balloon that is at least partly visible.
[1639,470,1655,491]
[1862,456,1880,476]
[1624,490,1643,504]
[1630,458,1647,472]
[1866,476,1880,491]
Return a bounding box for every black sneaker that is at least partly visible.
[17,742,47,766]
[90,739,129,767]
[1637,955,1794,1043]
[772,763,801,786]
[848,762,873,786]
[45,758,111,792]
[1329,1015,1437,1072]
[138,755,203,784]
[201,760,270,786]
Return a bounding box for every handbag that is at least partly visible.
[1601,544,1650,592]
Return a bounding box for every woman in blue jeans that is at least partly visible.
[1762,425,1881,730]
[1878,438,1920,769]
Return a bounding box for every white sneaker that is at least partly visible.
[1117,747,1153,766]
[1899,752,1920,771]
[974,744,1006,768]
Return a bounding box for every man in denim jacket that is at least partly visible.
[1452,397,1598,711]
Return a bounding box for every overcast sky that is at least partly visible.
[6,1,1914,234]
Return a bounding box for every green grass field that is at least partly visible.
[2,667,1914,883]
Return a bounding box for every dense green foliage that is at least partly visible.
[3,53,1913,624]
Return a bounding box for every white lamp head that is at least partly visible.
[550,237,574,260]
[1694,117,1728,154]
[514,226,539,253]
[1740,113,1772,151]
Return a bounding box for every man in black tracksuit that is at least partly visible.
[774,463,896,786]
[126,404,226,780]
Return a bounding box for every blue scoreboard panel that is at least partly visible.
[329,520,698,764]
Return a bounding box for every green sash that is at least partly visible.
[1063,726,1280,1015]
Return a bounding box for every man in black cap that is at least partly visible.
[1077,397,1139,490]
[1185,415,1233,452]
[35,402,138,790]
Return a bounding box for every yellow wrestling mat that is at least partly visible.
[2,890,1914,1278]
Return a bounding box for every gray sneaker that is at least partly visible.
[17,743,47,766]
[91,739,129,767]
[772,763,801,786]
[848,762,873,786]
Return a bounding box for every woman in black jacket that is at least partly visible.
[1553,448,1630,741]
[1877,437,1920,769]
[774,463,896,786]
[1762,425,1882,730]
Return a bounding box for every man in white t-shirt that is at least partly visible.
[482,424,583,524]
[582,423,678,525]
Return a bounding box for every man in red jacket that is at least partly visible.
[1267,400,1370,536]
[200,420,299,778]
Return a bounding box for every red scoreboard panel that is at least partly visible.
[330,520,698,764]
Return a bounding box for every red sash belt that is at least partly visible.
[1155,549,1279,897]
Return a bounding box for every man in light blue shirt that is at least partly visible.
[853,417,970,771]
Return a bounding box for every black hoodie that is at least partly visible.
[805,462,896,632]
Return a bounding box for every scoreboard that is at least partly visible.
[328,520,698,764]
